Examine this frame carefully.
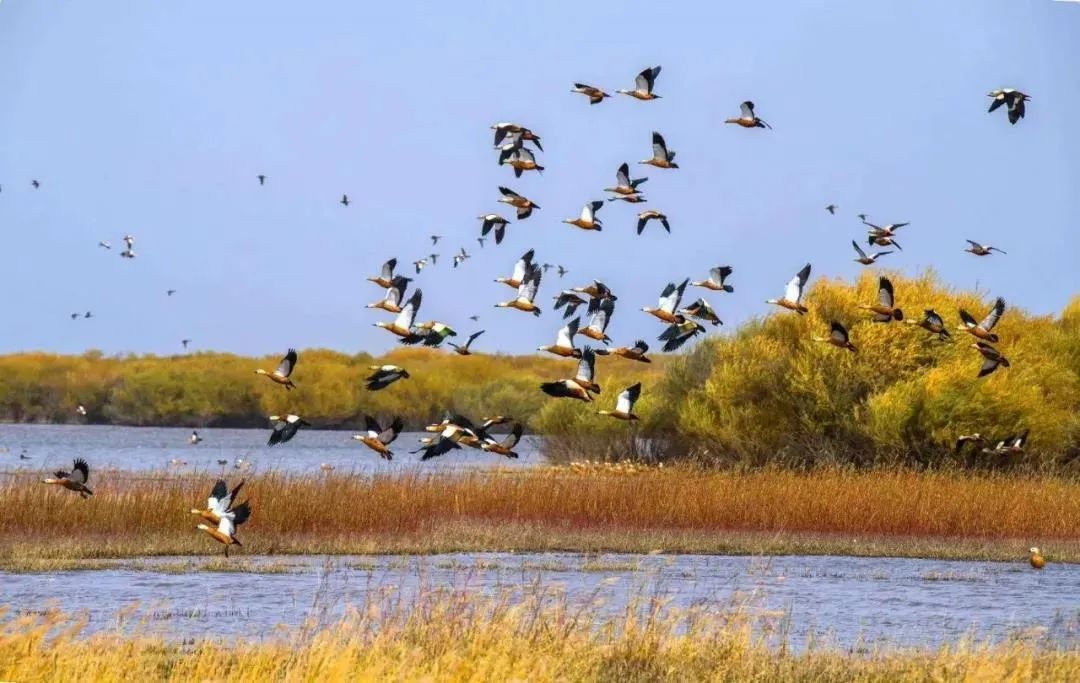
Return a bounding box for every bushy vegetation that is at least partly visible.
[0,348,664,430]
[644,272,1080,469]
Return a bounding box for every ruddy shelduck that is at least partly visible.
[255,349,298,390]
[766,263,812,314]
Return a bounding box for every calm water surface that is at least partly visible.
[3,553,1077,651]
[0,424,545,475]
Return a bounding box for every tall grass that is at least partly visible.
[2,467,1077,561]
[2,589,1077,682]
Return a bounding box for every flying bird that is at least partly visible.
[605,163,648,196]
[189,430,203,445]
[400,321,457,347]
[480,423,525,458]
[479,214,511,245]
[495,249,535,289]
[640,132,678,169]
[972,341,1010,377]
[255,349,298,390]
[553,290,588,320]
[572,83,611,104]
[41,458,93,498]
[257,174,266,185]
[501,147,544,177]
[196,500,251,557]
[366,365,410,391]
[97,241,111,250]
[268,414,310,446]
[964,240,1007,256]
[813,321,858,352]
[579,298,615,344]
[598,383,642,421]
[375,290,422,338]
[680,298,723,326]
[448,330,484,355]
[657,314,706,352]
[538,317,582,358]
[766,263,812,314]
[495,263,542,316]
[190,479,245,524]
[182,339,192,349]
[31,179,40,189]
[987,88,1030,125]
[497,187,541,220]
[617,66,662,100]
[636,210,670,234]
[367,275,412,313]
[596,339,651,363]
[692,266,734,293]
[367,258,398,289]
[563,201,604,231]
[431,235,441,245]
[825,204,837,215]
[905,309,951,341]
[352,415,404,460]
[851,240,892,265]
[643,279,690,323]
[957,297,1006,343]
[340,194,350,206]
[861,277,904,322]
[724,101,771,129]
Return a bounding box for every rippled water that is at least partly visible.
[4,553,1077,651]
[0,424,544,475]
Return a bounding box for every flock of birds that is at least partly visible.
[28,65,1041,561]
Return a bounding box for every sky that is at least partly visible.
[0,1,1077,357]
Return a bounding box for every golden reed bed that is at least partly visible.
[2,589,1077,682]
[1,466,1077,563]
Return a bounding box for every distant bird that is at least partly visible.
[964,240,1007,256]
[498,186,540,220]
[76,405,87,416]
[367,258,398,289]
[605,163,648,197]
[502,147,544,177]
[572,83,611,104]
[680,298,723,327]
[268,414,310,446]
[692,266,734,293]
[865,221,908,238]
[366,365,410,390]
[766,263,812,314]
[985,431,1028,456]
[119,248,136,259]
[84,312,92,319]
[861,277,904,322]
[31,179,40,189]
[469,315,480,322]
[413,258,428,273]
[724,101,771,129]
[352,415,404,460]
[637,210,670,234]
[579,298,615,344]
[987,88,1030,125]
[491,123,543,151]
[97,241,111,250]
[19,450,30,460]
[123,234,135,249]
[595,339,651,363]
[658,314,706,352]
[563,201,604,231]
[476,237,486,249]
[257,174,266,185]
[167,289,177,296]
[196,500,251,557]
[571,280,619,301]
[495,249,535,289]
[813,321,858,353]
[70,313,79,320]
[217,459,229,466]
[189,430,203,445]
[958,297,1006,343]
[598,383,642,421]
[495,263,542,316]
[190,479,244,525]
[431,235,441,245]
[453,248,470,268]
[42,458,93,498]
[479,214,511,245]
[643,279,690,323]
[557,265,568,278]
[182,339,192,349]
[367,275,412,313]
[448,330,484,355]
[608,193,647,204]
[617,66,662,100]
[538,317,581,358]
[340,194,350,206]
[480,423,525,458]
[857,213,869,222]
[553,290,588,319]
[1029,547,1046,570]
[851,240,892,265]
[640,132,678,169]
[825,204,837,215]
[255,349,298,390]
[905,309,951,341]
[972,341,1010,377]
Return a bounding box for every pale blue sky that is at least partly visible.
[0,1,1076,356]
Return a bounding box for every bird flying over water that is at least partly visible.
[197,499,251,557]
[268,414,310,446]
[255,349,298,390]
[352,416,404,460]
[366,365,410,391]
[190,479,244,525]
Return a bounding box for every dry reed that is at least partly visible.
[2,467,1077,562]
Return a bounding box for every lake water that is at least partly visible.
[4,553,1077,651]
[0,424,545,475]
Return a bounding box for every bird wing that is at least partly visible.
[68,459,89,485]
[501,424,524,449]
[576,347,596,382]
[651,132,667,158]
[498,186,520,199]
[980,297,1005,331]
[632,339,649,354]
[519,265,542,302]
[207,479,228,513]
[925,310,944,327]
[958,309,977,328]
[740,101,755,118]
[965,239,984,250]
[557,318,579,347]
[276,349,297,378]
[615,163,630,186]
[381,258,396,279]
[379,417,404,444]
[363,415,382,436]
[395,290,422,328]
[466,330,485,348]
[830,322,849,344]
[616,383,642,414]
[878,278,895,308]
[851,240,867,259]
[978,357,1001,378]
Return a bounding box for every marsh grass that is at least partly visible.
[2,466,1078,562]
[1,588,1077,682]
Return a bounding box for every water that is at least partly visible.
[3,553,1077,651]
[0,424,545,475]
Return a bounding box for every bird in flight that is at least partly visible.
[340,194,350,206]
[257,174,266,185]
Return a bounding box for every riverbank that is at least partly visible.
[2,467,1077,564]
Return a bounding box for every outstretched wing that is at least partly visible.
[380,258,397,279]
[70,459,89,485]
[740,101,755,118]
[651,131,667,158]
[615,163,630,186]
[616,383,641,414]
[851,240,867,259]
[979,297,1005,331]
[878,278,895,308]
[380,417,404,444]
[395,290,423,328]
[275,349,298,378]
